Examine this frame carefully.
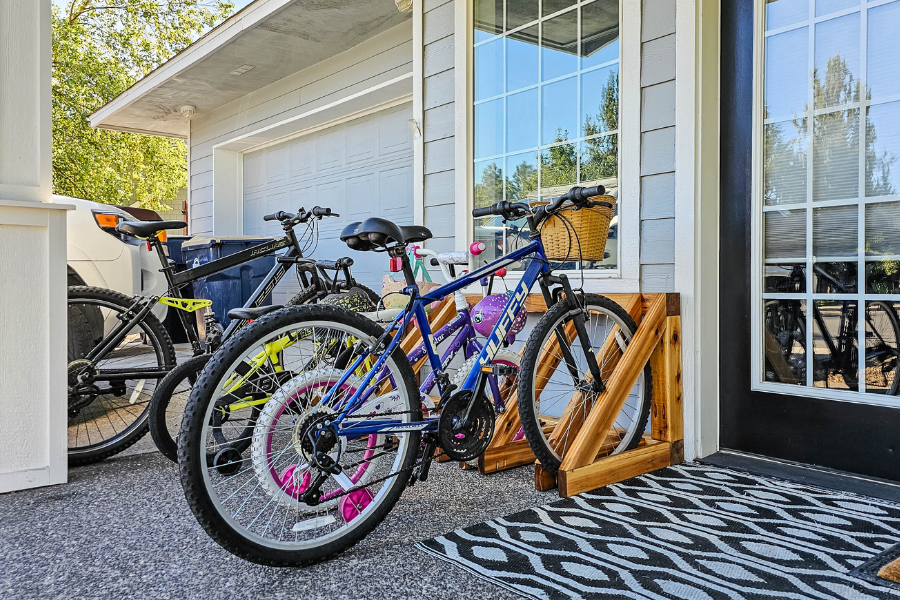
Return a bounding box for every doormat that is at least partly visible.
[851,543,900,591]
[417,463,900,599]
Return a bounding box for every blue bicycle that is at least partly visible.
[178,185,651,566]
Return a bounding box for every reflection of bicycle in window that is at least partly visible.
[764,264,900,394]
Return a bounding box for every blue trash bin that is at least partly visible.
[161,235,193,343]
[181,236,277,332]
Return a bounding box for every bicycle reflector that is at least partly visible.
[389,256,403,272]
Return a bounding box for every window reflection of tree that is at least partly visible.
[766,54,899,291]
[474,69,619,266]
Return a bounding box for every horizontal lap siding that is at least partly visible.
[186,21,413,236]
[422,0,455,255]
[639,0,676,292]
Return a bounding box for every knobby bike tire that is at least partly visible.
[148,353,212,462]
[517,293,652,474]
[67,286,176,465]
[178,304,421,566]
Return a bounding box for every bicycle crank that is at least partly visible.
[436,391,495,461]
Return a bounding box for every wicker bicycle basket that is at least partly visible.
[535,194,617,262]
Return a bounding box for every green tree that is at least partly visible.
[52,1,234,209]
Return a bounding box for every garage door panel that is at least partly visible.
[379,106,413,155]
[345,173,376,219]
[315,179,345,219]
[266,145,288,184]
[290,138,315,178]
[244,153,266,190]
[244,103,413,292]
[345,117,377,165]
[379,166,412,216]
[316,129,343,171]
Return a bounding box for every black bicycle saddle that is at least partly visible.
[116,220,187,238]
[340,218,432,252]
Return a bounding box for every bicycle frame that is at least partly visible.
[83,220,353,382]
[323,240,551,438]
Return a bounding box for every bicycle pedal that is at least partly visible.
[479,363,518,377]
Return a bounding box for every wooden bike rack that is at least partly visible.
[470,292,683,498]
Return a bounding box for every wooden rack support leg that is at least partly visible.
[556,293,683,498]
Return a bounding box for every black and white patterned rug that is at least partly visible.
[417,463,900,599]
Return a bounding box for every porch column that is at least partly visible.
[0,0,70,493]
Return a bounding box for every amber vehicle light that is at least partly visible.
[93,212,121,229]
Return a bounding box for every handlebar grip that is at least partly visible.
[263,212,279,221]
[472,206,495,218]
[311,206,334,217]
[577,185,605,199]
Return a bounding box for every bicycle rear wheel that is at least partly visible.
[518,293,651,474]
[179,304,421,566]
[67,286,175,465]
[149,354,211,462]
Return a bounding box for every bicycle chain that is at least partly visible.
[302,408,445,503]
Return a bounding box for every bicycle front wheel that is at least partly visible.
[518,293,651,474]
[179,304,421,566]
[67,286,175,465]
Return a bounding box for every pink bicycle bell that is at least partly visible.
[472,292,527,344]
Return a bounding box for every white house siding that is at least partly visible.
[422,0,456,257]
[187,19,414,236]
[639,0,677,292]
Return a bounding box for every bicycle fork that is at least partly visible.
[539,272,606,393]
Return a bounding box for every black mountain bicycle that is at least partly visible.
[764,263,900,393]
[67,206,377,465]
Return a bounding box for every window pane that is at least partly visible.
[813,109,859,201]
[763,299,807,385]
[865,102,900,198]
[765,28,808,119]
[475,0,503,42]
[867,2,900,101]
[506,152,539,201]
[540,143,577,195]
[866,262,900,294]
[541,76,577,144]
[815,0,858,17]
[474,160,504,209]
[475,99,504,159]
[866,202,900,256]
[507,26,539,92]
[581,0,619,69]
[543,0,576,17]
[814,14,860,109]
[508,0,539,30]
[541,9,578,81]
[766,0,808,31]
[507,89,539,152]
[581,65,618,137]
[765,208,807,260]
[813,204,858,259]
[472,0,619,273]
[813,300,857,389]
[580,135,617,184]
[765,119,808,205]
[475,38,504,101]
[814,262,857,293]
[765,263,807,292]
[863,300,900,394]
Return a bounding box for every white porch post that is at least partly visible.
[0,0,70,493]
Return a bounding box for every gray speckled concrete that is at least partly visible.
[0,451,551,600]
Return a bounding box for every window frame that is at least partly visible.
[750,0,900,408]
[454,0,641,293]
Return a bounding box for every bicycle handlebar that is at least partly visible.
[471,185,606,222]
[263,206,339,224]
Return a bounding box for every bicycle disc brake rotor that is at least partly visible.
[437,391,495,461]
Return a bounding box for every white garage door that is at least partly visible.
[242,103,413,302]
